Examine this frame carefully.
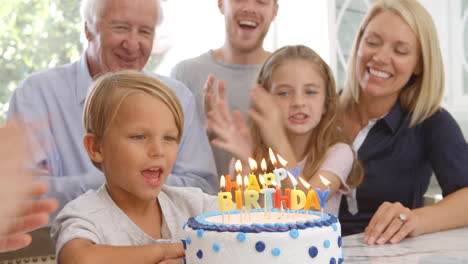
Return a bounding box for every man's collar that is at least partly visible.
[77,52,94,105]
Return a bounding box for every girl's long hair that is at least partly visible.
[250,45,363,188]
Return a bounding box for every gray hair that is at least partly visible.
[80,0,164,31]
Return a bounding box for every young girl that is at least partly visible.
[207,45,363,216]
[51,71,218,264]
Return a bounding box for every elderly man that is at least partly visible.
[170,0,278,175]
[7,0,218,224]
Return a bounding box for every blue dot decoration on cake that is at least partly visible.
[332,223,338,232]
[196,229,204,238]
[196,249,203,259]
[289,229,299,239]
[255,241,266,252]
[237,232,246,242]
[184,210,343,263]
[213,243,221,252]
[308,246,319,258]
[272,248,281,256]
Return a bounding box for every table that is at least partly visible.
[343,227,468,263]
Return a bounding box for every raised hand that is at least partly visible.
[206,98,253,165]
[204,74,228,141]
[0,122,58,252]
[249,85,291,156]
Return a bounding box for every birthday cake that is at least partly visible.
[184,209,344,264]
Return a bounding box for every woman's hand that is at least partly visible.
[364,201,425,245]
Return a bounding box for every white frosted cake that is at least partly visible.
[183,209,344,264]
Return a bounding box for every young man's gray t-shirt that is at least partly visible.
[170,51,262,176]
[51,184,218,257]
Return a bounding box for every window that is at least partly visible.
[0,0,82,121]
[333,0,376,90]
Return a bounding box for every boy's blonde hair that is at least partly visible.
[83,70,184,169]
[340,0,444,127]
[252,45,363,188]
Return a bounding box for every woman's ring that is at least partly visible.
[399,213,407,222]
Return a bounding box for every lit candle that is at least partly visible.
[316,175,331,217]
[218,175,234,223]
[259,175,275,216]
[244,176,261,211]
[289,172,306,211]
[235,175,243,210]
[274,184,291,210]
[298,177,321,211]
[261,158,267,174]
[234,161,243,211]
[247,158,261,192]
[225,174,238,193]
[270,149,287,188]
[286,167,301,180]
[261,158,277,186]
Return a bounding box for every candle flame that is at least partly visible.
[220,175,226,190]
[235,160,242,174]
[244,175,249,186]
[277,154,288,167]
[271,180,278,188]
[259,174,265,185]
[261,158,267,172]
[319,175,331,187]
[298,177,310,189]
[287,171,298,187]
[248,158,257,171]
[236,174,242,187]
[269,148,277,166]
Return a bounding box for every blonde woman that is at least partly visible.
[339,0,468,244]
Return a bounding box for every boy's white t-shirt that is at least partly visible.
[51,184,218,257]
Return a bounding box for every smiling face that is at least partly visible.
[269,59,326,138]
[85,0,158,77]
[95,93,179,204]
[356,10,421,103]
[219,0,278,53]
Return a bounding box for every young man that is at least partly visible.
[171,0,279,175]
[7,0,218,224]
